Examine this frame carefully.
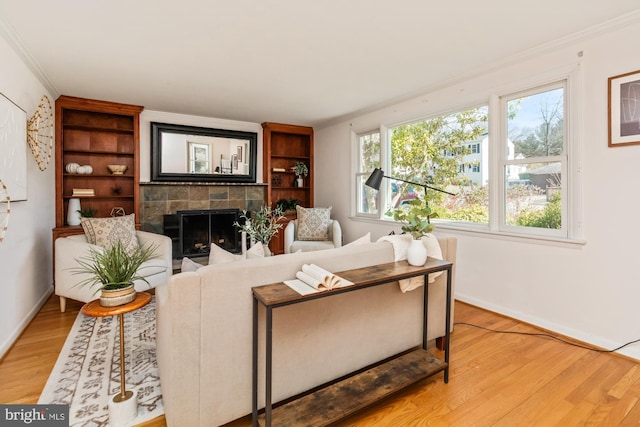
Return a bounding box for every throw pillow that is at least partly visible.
[419,234,444,282]
[296,206,331,241]
[80,214,139,255]
[345,232,371,246]
[208,242,264,265]
[181,257,204,272]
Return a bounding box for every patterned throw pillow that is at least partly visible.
[80,214,140,255]
[296,206,332,241]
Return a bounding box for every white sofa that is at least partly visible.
[156,237,456,427]
[54,231,173,312]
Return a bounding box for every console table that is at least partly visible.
[252,258,453,427]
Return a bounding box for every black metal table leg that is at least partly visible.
[252,296,258,427]
[265,306,273,427]
[444,266,452,383]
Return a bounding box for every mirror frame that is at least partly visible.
[151,122,258,183]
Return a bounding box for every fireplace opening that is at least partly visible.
[163,209,244,259]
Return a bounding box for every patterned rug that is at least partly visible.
[39,297,163,426]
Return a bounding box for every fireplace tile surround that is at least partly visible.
[139,182,267,234]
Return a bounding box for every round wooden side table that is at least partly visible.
[81,291,152,423]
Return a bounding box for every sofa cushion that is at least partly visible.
[208,242,264,265]
[296,206,331,241]
[289,240,336,253]
[80,214,139,255]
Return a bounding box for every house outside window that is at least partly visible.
[354,77,576,240]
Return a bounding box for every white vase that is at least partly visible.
[262,244,272,257]
[407,238,427,266]
[250,239,272,257]
[297,177,304,187]
[67,198,82,226]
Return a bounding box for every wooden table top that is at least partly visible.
[81,291,152,317]
[252,258,452,308]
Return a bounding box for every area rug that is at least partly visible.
[39,297,163,427]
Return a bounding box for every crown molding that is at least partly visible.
[0,16,59,98]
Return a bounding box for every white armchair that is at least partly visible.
[54,230,173,312]
[283,219,342,254]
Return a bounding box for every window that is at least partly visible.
[387,106,489,224]
[355,130,381,216]
[188,142,210,174]
[501,83,566,235]
[354,76,576,240]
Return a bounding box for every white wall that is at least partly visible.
[139,110,263,183]
[0,35,55,357]
[315,18,640,359]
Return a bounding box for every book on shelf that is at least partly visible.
[72,188,95,197]
[272,167,287,172]
[284,264,354,295]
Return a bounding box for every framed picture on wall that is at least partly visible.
[609,69,640,147]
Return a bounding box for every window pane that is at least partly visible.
[359,132,380,173]
[507,88,564,159]
[389,106,489,224]
[356,173,379,214]
[504,161,562,229]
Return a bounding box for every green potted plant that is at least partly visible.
[77,207,97,218]
[387,199,436,265]
[72,240,158,307]
[275,198,300,215]
[234,205,286,256]
[293,162,308,187]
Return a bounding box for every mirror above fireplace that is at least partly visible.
[151,122,258,183]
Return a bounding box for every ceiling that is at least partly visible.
[1,1,639,127]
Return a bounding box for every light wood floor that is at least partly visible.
[2,294,640,426]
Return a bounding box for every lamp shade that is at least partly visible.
[365,168,385,190]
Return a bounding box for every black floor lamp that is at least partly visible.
[364,168,455,222]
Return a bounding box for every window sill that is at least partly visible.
[349,216,586,248]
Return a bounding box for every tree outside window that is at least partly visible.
[389,106,488,223]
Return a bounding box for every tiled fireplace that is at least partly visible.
[139,182,267,235]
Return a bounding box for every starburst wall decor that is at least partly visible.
[27,95,53,171]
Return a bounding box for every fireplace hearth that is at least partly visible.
[163,209,244,259]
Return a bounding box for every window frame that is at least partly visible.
[354,129,382,218]
[496,81,568,238]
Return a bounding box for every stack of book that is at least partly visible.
[72,188,95,197]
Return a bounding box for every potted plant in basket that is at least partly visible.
[234,205,286,256]
[387,198,436,266]
[292,162,308,187]
[72,241,158,307]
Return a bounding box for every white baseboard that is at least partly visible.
[455,293,640,362]
[0,287,54,359]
